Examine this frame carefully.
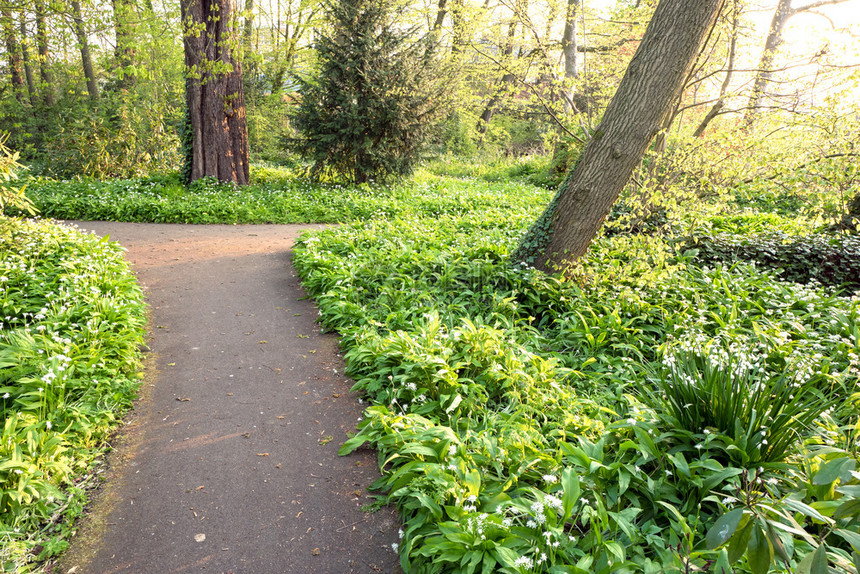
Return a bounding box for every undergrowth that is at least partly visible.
[0,218,146,572]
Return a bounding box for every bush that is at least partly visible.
[288,0,448,183]
[685,232,860,291]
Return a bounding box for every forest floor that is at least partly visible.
[55,222,400,574]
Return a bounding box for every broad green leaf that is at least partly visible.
[707,508,745,550]
[833,498,860,520]
[561,466,580,518]
[810,543,829,574]
[747,525,773,574]
[813,457,856,486]
[834,528,860,553]
[713,548,733,574]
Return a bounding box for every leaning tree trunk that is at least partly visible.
[743,0,791,127]
[514,0,725,272]
[181,0,250,185]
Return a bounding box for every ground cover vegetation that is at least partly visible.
[0,142,147,571]
[2,0,860,571]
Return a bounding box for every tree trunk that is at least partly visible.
[514,0,725,272]
[743,0,791,126]
[70,0,99,102]
[693,4,737,138]
[476,14,519,135]
[112,0,137,90]
[1,9,25,103]
[19,18,36,105]
[560,0,579,112]
[182,0,251,185]
[34,0,54,106]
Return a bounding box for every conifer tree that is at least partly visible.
[290,0,445,184]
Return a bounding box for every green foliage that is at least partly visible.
[290,164,860,572]
[685,233,860,291]
[33,94,182,179]
[0,137,35,217]
[0,219,146,571]
[288,0,447,183]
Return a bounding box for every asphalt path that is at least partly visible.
[57,222,400,574]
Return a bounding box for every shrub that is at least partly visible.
[685,232,860,291]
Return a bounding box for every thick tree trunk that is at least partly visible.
[34,0,54,106]
[19,18,36,104]
[1,9,25,103]
[515,0,725,272]
[182,0,250,185]
[70,0,99,102]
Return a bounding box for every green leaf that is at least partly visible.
[713,548,733,574]
[813,457,856,486]
[562,466,580,518]
[747,524,773,574]
[833,498,860,520]
[707,508,745,550]
[728,520,753,564]
[834,528,860,553]
[810,543,829,574]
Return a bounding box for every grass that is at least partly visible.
[6,158,860,573]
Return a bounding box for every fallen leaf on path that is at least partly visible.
[194,533,206,543]
[256,453,270,457]
[176,397,191,402]
[312,548,320,556]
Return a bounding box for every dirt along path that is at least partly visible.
[58,222,400,574]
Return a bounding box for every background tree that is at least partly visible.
[181,0,250,184]
[289,0,447,183]
[514,0,727,272]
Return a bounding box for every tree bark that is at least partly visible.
[1,8,25,103]
[515,0,725,272]
[181,0,251,185]
[70,0,99,102]
[34,0,54,106]
[560,0,579,112]
[19,18,36,104]
[112,0,137,90]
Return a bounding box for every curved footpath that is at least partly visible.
[58,222,400,574]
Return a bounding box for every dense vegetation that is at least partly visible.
[0,218,146,571]
[1,0,859,570]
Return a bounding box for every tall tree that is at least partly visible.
[33,0,54,106]
[513,0,726,272]
[181,0,251,184]
[112,0,137,90]
[69,0,99,101]
[744,0,852,126]
[18,18,36,104]
[290,0,445,183]
[1,8,26,103]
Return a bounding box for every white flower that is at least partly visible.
[526,519,537,528]
[514,556,533,568]
[448,444,457,456]
[2,393,9,399]
[542,474,557,484]
[466,494,477,503]
[391,542,399,553]
[46,421,52,430]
